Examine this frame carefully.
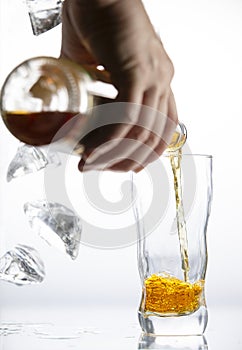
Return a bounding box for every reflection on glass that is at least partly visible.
[138,334,208,350]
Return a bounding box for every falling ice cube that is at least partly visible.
[7,144,48,182]
[24,200,82,260]
[7,144,61,182]
[42,149,61,167]
[26,0,64,36]
[0,245,45,286]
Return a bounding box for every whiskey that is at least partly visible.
[144,274,204,315]
[167,131,187,153]
[1,111,78,146]
[170,149,190,282]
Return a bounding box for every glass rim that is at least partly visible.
[163,153,212,159]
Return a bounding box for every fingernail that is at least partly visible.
[85,148,108,164]
[134,166,144,173]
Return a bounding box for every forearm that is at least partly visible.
[64,0,156,71]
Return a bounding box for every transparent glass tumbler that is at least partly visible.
[133,154,213,336]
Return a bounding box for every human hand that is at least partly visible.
[61,0,178,172]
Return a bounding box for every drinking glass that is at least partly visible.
[138,334,208,350]
[133,154,213,336]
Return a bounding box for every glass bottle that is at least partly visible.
[0,56,186,154]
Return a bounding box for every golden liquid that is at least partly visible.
[144,274,204,315]
[168,131,187,153]
[170,149,190,282]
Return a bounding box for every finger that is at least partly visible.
[132,91,178,171]
[83,85,159,165]
[124,86,161,144]
[108,133,158,172]
[80,90,177,172]
[167,90,178,125]
[78,138,126,172]
[80,81,143,162]
[78,157,140,173]
[79,136,137,172]
[109,92,170,172]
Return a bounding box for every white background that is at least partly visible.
[0,0,242,319]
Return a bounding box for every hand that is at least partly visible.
[61,0,178,172]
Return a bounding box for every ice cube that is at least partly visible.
[24,200,82,260]
[26,0,64,36]
[0,245,45,286]
[42,149,61,167]
[7,144,48,182]
[7,144,61,182]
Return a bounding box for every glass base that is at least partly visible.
[138,334,208,350]
[138,306,208,336]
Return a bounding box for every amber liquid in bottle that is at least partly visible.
[1,111,79,146]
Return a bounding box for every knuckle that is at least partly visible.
[130,126,150,144]
[145,133,160,149]
[167,57,175,77]
[137,129,150,144]
[151,40,175,81]
[160,56,174,81]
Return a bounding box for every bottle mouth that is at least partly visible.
[166,122,187,153]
